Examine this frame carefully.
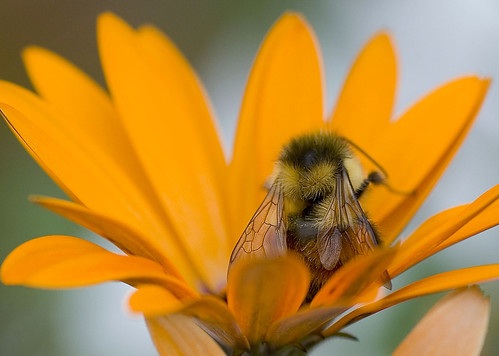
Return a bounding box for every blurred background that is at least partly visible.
[1,0,499,355]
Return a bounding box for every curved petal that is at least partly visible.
[435,200,499,252]
[397,195,499,262]
[131,288,248,349]
[146,314,225,356]
[98,12,228,290]
[323,264,499,336]
[136,25,230,247]
[399,205,466,246]
[362,77,490,242]
[386,265,499,306]
[0,85,188,253]
[0,100,152,224]
[229,12,324,238]
[0,103,69,195]
[22,46,177,239]
[393,287,489,356]
[266,306,345,348]
[130,285,186,315]
[136,25,227,186]
[31,196,186,281]
[311,247,396,307]
[0,235,190,295]
[22,46,144,181]
[226,256,310,344]
[181,296,248,349]
[389,184,499,277]
[0,101,199,285]
[329,33,396,146]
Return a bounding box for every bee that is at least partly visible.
[229,131,390,301]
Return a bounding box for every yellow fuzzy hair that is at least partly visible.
[300,162,336,199]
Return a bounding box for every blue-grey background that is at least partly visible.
[1,1,498,355]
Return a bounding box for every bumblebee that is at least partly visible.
[229,131,390,301]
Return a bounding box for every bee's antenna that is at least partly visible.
[343,137,414,196]
[342,137,389,178]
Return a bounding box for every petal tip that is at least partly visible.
[1,266,14,285]
[467,284,490,302]
[1,250,23,285]
[28,194,45,204]
[372,31,393,42]
[21,45,44,61]
[276,11,311,30]
[97,11,128,31]
[480,77,492,90]
[97,11,119,23]
[368,30,396,56]
[21,46,65,70]
[280,11,303,20]
[128,285,184,317]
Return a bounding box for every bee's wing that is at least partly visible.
[229,183,287,268]
[317,167,380,270]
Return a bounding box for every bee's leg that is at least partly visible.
[355,171,384,198]
[356,171,415,197]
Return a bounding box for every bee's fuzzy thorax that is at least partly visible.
[276,161,337,201]
[300,162,336,199]
[276,131,354,201]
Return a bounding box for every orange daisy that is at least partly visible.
[1,12,498,355]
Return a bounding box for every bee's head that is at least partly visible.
[275,132,364,201]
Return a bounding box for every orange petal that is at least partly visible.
[0,102,198,285]
[130,287,248,349]
[311,247,396,307]
[0,235,189,294]
[399,205,467,248]
[146,314,225,356]
[22,45,213,288]
[324,264,499,336]
[31,196,186,281]
[393,287,489,356]
[0,103,68,194]
[22,46,146,183]
[386,265,499,304]
[130,285,185,315]
[266,306,345,348]
[229,12,324,239]
[0,100,146,223]
[389,184,499,277]
[436,200,499,253]
[98,12,229,290]
[364,77,490,242]
[136,25,227,188]
[22,46,176,237]
[329,33,396,147]
[226,255,310,344]
[136,24,230,246]
[181,296,248,349]
[0,85,178,239]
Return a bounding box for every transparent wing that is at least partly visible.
[317,167,380,270]
[229,183,287,269]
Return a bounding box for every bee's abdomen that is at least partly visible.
[287,216,318,262]
[287,216,337,302]
[293,217,317,242]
